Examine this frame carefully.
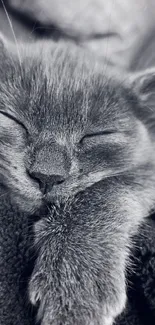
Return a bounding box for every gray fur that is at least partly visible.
[0,36,155,325]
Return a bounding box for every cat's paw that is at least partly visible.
[100,289,126,325]
[29,271,46,307]
[29,269,126,325]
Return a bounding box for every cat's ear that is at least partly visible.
[0,32,18,55]
[0,33,12,58]
[0,32,7,50]
[129,68,155,109]
[0,32,21,67]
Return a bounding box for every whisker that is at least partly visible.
[0,0,22,69]
[0,190,9,198]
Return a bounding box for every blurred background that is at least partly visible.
[1,0,155,71]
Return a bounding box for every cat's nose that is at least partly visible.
[30,171,65,194]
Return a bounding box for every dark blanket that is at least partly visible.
[0,188,155,325]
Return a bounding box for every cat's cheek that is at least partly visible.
[8,173,43,212]
[14,192,42,213]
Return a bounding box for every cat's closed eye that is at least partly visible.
[79,129,120,148]
[0,111,28,134]
[0,111,28,148]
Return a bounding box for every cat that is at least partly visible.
[0,34,155,325]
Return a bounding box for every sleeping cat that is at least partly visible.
[0,34,155,325]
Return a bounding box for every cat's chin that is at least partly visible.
[11,193,43,214]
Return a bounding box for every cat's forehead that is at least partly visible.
[22,69,129,135]
[0,42,134,139]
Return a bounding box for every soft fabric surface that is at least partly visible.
[0,190,34,325]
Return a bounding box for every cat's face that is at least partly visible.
[0,39,152,213]
[1,36,155,325]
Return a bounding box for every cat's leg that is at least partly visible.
[28,179,149,325]
[29,219,127,325]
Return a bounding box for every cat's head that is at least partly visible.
[0,34,154,213]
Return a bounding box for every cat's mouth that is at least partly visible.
[44,169,121,203]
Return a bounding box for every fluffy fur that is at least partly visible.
[0,36,155,325]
